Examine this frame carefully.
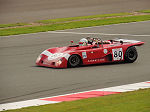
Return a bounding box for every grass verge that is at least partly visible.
[0,23,30,28]
[3,88,150,112]
[0,15,150,36]
[138,9,150,13]
[0,10,150,36]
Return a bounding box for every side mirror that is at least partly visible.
[70,40,74,45]
[79,42,83,44]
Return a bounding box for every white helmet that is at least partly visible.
[79,38,88,46]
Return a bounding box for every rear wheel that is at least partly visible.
[124,46,138,63]
[68,55,81,67]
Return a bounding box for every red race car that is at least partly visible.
[36,37,144,68]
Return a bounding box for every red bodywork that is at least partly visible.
[36,39,144,68]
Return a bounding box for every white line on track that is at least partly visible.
[48,31,150,37]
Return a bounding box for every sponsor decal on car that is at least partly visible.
[104,49,108,54]
[88,58,104,62]
[82,52,87,59]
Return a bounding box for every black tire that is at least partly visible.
[68,55,81,67]
[124,46,138,63]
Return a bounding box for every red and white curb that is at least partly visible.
[0,81,150,111]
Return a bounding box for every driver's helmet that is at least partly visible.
[79,38,88,46]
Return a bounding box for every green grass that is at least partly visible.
[36,12,131,24]
[0,14,150,36]
[138,9,150,13]
[0,23,30,28]
[3,88,150,112]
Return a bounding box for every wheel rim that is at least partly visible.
[128,50,134,58]
[128,50,136,60]
[71,56,79,65]
[69,55,80,67]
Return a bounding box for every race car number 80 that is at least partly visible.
[112,48,123,61]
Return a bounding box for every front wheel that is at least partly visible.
[124,46,138,63]
[68,55,81,67]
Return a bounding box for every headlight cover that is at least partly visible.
[57,59,63,65]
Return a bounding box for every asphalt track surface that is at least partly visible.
[0,21,150,104]
[0,0,150,24]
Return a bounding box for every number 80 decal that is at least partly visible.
[112,48,123,61]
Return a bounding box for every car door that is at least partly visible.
[86,47,107,60]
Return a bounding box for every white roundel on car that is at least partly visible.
[41,50,70,60]
[48,53,70,60]
[48,53,64,60]
[112,48,123,61]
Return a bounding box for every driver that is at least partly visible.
[79,38,88,46]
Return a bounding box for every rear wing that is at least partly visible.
[113,39,144,46]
